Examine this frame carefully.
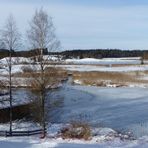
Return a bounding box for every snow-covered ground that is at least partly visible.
[0,55,62,66]
[2,62,147,73]
[0,89,34,109]
[1,121,148,148]
[2,64,148,74]
[1,134,148,148]
[0,57,148,74]
[0,65,30,75]
[0,57,30,65]
[43,55,63,61]
[65,57,141,65]
[57,64,148,72]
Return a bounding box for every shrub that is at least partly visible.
[61,121,91,140]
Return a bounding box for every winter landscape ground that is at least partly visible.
[1,56,148,147]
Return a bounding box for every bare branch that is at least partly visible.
[0,14,21,134]
[1,14,21,51]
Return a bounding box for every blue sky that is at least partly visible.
[0,0,148,50]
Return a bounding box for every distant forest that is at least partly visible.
[58,49,148,59]
[1,48,148,59]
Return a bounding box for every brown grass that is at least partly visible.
[72,71,148,86]
[13,67,67,79]
[61,121,91,140]
[1,67,68,88]
[27,67,68,90]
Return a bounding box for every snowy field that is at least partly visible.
[1,64,148,74]
[65,57,141,65]
[0,57,148,74]
[57,64,148,72]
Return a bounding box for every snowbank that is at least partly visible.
[0,57,30,65]
[43,55,62,61]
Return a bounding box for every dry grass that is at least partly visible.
[2,67,68,88]
[27,67,68,90]
[14,66,67,78]
[0,80,8,89]
[73,71,148,87]
[61,121,91,140]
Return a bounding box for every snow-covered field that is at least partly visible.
[0,57,148,74]
[57,64,148,72]
[65,57,141,65]
[0,121,148,148]
[0,57,30,65]
[1,64,148,74]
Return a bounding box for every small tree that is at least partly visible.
[27,8,60,137]
[1,14,21,135]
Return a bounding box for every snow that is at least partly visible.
[1,57,148,147]
[65,57,141,65]
[1,64,148,75]
[0,55,62,68]
[0,121,148,148]
[0,64,28,75]
[73,80,82,85]
[0,57,142,66]
[43,55,62,61]
[48,85,148,138]
[0,122,148,147]
[0,120,40,131]
[0,89,34,109]
[1,86,148,147]
[56,64,148,72]
[0,57,30,65]
[0,57,148,74]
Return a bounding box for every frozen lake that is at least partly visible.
[3,81,148,138]
[48,84,148,138]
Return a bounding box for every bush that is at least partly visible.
[61,121,91,140]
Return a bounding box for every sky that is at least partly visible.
[0,0,148,50]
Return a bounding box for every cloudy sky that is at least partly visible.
[0,0,148,50]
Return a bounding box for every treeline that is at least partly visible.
[1,48,148,59]
[0,48,48,59]
[54,49,148,59]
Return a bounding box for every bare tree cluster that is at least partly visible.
[0,8,60,137]
[1,15,21,135]
[26,8,60,137]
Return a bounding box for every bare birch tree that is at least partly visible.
[1,14,21,135]
[27,8,60,137]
